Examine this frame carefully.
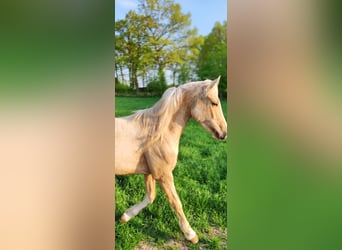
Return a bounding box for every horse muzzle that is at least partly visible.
[218,131,227,141]
[211,127,227,141]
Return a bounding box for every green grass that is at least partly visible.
[115,96,228,250]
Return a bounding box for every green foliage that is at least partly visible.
[115,96,227,249]
[115,0,203,90]
[115,82,133,95]
[197,21,227,97]
[157,67,166,86]
[138,0,193,68]
[115,11,152,91]
[178,63,191,84]
[146,76,168,96]
[114,2,229,95]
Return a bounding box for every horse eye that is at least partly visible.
[211,102,218,106]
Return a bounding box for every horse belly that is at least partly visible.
[115,133,148,175]
[115,152,149,175]
[115,117,150,175]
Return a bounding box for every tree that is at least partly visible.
[197,21,227,97]
[115,0,203,93]
[138,0,201,84]
[115,11,152,93]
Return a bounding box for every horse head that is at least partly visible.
[190,76,227,141]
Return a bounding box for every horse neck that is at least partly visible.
[168,94,192,139]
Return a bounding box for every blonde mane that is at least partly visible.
[131,86,184,147]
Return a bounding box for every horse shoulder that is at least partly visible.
[143,137,179,179]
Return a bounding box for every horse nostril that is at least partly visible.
[220,132,227,140]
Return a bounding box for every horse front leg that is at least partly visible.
[158,173,199,244]
[120,174,156,222]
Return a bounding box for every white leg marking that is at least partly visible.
[121,195,150,222]
[184,228,196,241]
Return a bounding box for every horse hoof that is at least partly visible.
[120,213,130,223]
[190,235,199,244]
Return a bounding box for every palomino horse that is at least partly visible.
[115,77,227,244]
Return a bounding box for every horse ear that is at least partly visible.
[206,76,221,91]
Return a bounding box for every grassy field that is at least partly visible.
[115,96,228,250]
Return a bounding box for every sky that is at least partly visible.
[115,0,227,36]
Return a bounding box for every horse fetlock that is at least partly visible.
[147,189,156,202]
[120,208,140,222]
[120,212,131,223]
[184,228,198,244]
[190,235,199,244]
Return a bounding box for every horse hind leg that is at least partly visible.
[120,174,156,223]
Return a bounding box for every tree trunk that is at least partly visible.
[132,66,139,95]
[172,70,176,86]
[128,66,134,89]
[119,64,124,85]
